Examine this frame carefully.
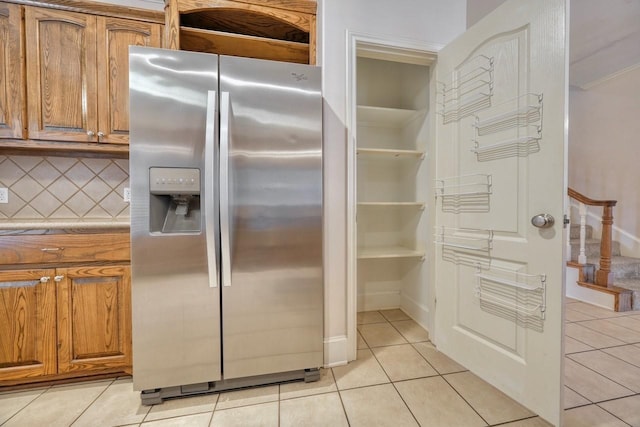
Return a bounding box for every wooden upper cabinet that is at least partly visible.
[166,0,317,65]
[0,2,25,139]
[0,269,57,382]
[97,17,162,145]
[25,6,162,145]
[25,7,98,143]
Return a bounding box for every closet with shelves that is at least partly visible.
[355,52,432,316]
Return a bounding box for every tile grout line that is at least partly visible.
[331,368,353,427]
[68,378,118,426]
[574,319,640,343]
[592,402,634,427]
[0,385,52,427]
[566,350,640,394]
[356,325,424,427]
[439,373,491,426]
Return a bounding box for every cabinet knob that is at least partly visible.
[87,130,95,138]
[40,276,50,283]
[97,131,105,140]
[54,275,65,282]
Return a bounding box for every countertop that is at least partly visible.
[0,219,130,234]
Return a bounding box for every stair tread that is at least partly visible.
[614,278,640,291]
[587,255,640,265]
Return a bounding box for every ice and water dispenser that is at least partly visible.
[149,167,202,234]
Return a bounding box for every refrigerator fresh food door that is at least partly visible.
[219,56,323,379]
[129,46,221,390]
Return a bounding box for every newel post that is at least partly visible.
[595,205,614,287]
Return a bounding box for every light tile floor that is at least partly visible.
[2,302,640,426]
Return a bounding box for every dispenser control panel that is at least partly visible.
[149,167,200,195]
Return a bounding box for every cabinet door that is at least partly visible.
[56,265,131,374]
[25,7,98,142]
[0,269,57,382]
[0,2,25,139]
[96,17,161,145]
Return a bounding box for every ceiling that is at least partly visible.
[570,0,640,89]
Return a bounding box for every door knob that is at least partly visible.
[531,213,555,228]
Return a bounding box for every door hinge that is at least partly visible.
[563,214,570,228]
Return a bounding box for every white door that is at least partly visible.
[433,0,567,425]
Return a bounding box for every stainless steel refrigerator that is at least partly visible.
[129,46,323,405]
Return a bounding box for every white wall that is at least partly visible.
[466,0,506,27]
[319,0,466,365]
[569,66,640,257]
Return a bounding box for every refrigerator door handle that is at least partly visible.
[204,90,219,288]
[220,91,232,287]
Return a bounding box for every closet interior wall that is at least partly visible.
[355,54,432,325]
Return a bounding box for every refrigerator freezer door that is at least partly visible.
[129,47,221,390]
[219,56,323,379]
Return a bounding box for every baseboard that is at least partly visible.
[323,335,349,368]
[357,291,401,312]
[400,294,430,332]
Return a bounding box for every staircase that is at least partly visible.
[569,224,640,311]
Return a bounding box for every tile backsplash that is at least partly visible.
[0,155,129,221]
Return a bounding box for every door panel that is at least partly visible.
[129,47,221,391]
[220,55,323,379]
[56,266,131,373]
[0,2,25,139]
[25,7,98,142]
[97,17,162,145]
[434,0,567,425]
[0,269,57,382]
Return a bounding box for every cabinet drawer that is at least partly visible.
[0,233,130,265]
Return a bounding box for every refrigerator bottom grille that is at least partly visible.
[139,368,321,406]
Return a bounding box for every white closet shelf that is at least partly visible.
[358,202,425,209]
[357,148,425,158]
[357,246,425,259]
[357,105,424,126]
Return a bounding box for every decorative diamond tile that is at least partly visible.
[50,205,78,219]
[0,192,26,217]
[116,205,130,218]
[83,177,112,203]
[10,156,42,172]
[14,204,45,219]
[29,161,60,188]
[85,205,112,219]
[100,163,128,187]
[11,175,44,202]
[66,191,95,217]
[0,158,25,186]
[100,192,128,217]
[48,176,79,203]
[30,191,62,217]
[65,162,95,188]
[114,159,129,173]
[81,158,111,174]
[47,157,78,174]
[0,156,131,222]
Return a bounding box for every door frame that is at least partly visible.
[345,31,443,361]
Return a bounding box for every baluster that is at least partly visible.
[578,202,587,264]
[595,205,614,287]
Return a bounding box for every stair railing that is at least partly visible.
[568,187,617,287]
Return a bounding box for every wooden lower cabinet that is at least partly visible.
[0,269,57,381]
[0,264,131,386]
[56,265,131,374]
